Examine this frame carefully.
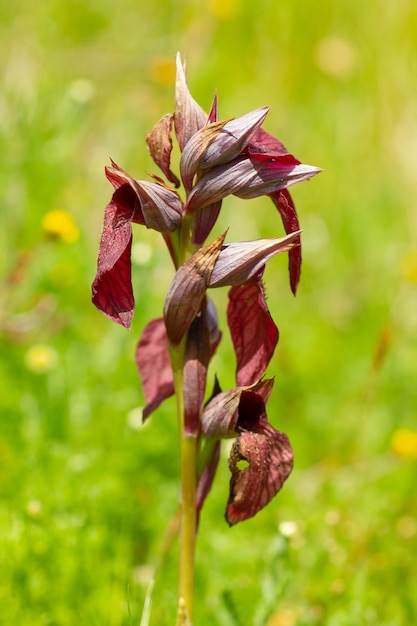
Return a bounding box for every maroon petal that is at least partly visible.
[191,199,222,246]
[174,53,207,151]
[209,233,300,288]
[183,303,211,434]
[135,317,174,419]
[92,184,141,328]
[201,379,274,439]
[146,113,180,187]
[228,275,278,386]
[163,233,225,345]
[226,419,293,525]
[270,189,301,295]
[245,126,296,159]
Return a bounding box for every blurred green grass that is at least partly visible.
[1,1,417,624]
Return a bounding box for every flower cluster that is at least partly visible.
[92,54,320,525]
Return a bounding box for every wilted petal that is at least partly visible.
[92,185,140,328]
[201,379,274,439]
[135,317,174,420]
[226,418,293,525]
[164,233,225,345]
[106,162,183,232]
[146,113,180,187]
[174,53,207,151]
[228,275,278,386]
[270,189,301,295]
[209,233,300,288]
[180,107,268,192]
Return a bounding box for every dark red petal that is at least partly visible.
[228,276,278,386]
[92,185,141,328]
[245,126,295,159]
[146,113,180,187]
[270,189,301,295]
[163,233,225,345]
[135,317,174,420]
[183,304,211,434]
[191,200,222,246]
[226,419,293,525]
[201,379,274,439]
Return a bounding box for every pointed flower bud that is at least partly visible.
[209,233,300,288]
[163,233,226,345]
[180,107,269,192]
[185,155,320,214]
[174,53,207,151]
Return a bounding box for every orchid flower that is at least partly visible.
[92,53,320,625]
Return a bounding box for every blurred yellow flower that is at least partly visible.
[400,251,417,282]
[267,609,297,626]
[209,0,241,20]
[391,427,417,459]
[42,209,80,243]
[149,56,176,85]
[315,35,356,78]
[25,344,58,374]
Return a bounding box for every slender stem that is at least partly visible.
[170,213,199,625]
[170,341,198,626]
[177,434,197,624]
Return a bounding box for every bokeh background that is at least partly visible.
[1,1,417,624]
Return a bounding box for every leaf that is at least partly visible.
[135,317,174,419]
[226,418,293,525]
[228,275,278,386]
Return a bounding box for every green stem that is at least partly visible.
[170,341,197,626]
[170,213,199,625]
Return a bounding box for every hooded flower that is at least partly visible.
[201,378,293,525]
